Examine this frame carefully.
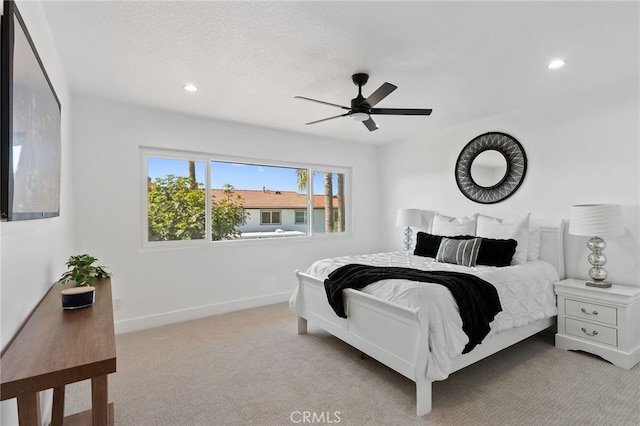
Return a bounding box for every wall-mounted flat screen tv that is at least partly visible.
[1,0,61,221]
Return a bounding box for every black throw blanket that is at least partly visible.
[324,264,502,353]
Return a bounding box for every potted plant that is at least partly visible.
[58,254,111,309]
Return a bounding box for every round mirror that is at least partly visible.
[455,132,527,204]
[470,150,508,188]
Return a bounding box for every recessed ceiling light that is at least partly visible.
[548,59,566,69]
[183,84,198,92]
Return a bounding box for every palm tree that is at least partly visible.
[296,169,345,233]
[337,173,345,232]
[296,169,307,192]
[324,173,334,232]
[188,161,198,190]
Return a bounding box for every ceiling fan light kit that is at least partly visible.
[295,73,432,132]
[350,112,370,122]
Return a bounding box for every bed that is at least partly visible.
[289,220,565,416]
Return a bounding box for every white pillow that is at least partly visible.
[528,223,542,261]
[431,213,477,236]
[476,213,530,265]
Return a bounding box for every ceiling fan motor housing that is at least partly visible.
[351,96,370,112]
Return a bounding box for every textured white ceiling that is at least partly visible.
[40,1,639,145]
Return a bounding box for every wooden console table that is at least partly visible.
[1,278,116,425]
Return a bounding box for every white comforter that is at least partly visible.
[290,252,559,380]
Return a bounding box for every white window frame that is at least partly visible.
[260,210,282,225]
[141,147,352,249]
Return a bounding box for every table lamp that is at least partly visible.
[569,204,624,288]
[396,209,422,252]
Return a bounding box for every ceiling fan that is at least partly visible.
[295,73,432,132]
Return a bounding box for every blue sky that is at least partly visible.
[147,158,336,194]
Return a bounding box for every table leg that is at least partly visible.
[51,386,65,426]
[91,375,109,426]
[16,392,40,426]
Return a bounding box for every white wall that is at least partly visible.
[70,96,382,333]
[0,1,74,424]
[379,82,640,287]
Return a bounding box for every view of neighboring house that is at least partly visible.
[211,188,341,238]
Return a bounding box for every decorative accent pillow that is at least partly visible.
[431,213,477,237]
[476,213,530,265]
[414,232,473,258]
[476,238,518,267]
[435,237,481,267]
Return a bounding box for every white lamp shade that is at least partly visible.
[396,209,422,227]
[569,204,625,236]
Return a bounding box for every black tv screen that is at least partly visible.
[1,0,61,221]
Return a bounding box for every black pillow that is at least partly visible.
[414,232,517,267]
[414,232,474,258]
[476,238,518,267]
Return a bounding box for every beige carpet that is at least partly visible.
[64,302,639,425]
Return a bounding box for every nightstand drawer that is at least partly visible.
[565,299,617,326]
[565,318,617,346]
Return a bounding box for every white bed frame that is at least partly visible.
[293,224,565,416]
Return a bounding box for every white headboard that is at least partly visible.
[539,221,566,279]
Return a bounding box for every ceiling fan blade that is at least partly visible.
[363,83,397,107]
[295,96,350,110]
[370,108,433,116]
[305,113,350,125]
[362,117,379,131]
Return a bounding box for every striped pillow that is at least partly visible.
[435,237,481,267]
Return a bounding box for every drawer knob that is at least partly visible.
[581,327,598,337]
[581,308,598,315]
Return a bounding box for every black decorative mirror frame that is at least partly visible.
[455,132,527,204]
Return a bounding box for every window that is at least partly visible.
[312,170,346,234]
[143,149,350,246]
[295,210,307,224]
[260,210,281,225]
[147,157,206,241]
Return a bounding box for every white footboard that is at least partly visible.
[293,270,434,416]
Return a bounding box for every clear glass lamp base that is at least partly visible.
[403,226,413,252]
[585,236,612,288]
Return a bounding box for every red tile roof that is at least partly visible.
[211,189,339,209]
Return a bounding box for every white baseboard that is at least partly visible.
[114,291,292,334]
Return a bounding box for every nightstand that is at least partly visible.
[554,278,640,369]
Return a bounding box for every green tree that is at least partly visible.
[148,176,248,241]
[211,183,249,241]
[296,169,308,193]
[148,175,206,241]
